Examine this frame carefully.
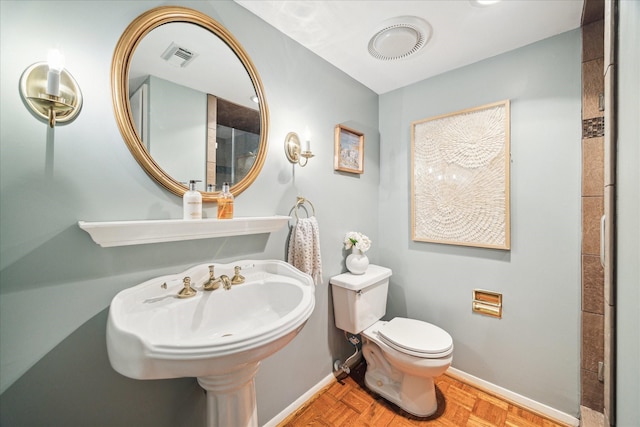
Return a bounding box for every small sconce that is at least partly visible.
[19,49,83,128]
[285,127,314,167]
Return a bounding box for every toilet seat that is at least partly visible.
[377,317,453,358]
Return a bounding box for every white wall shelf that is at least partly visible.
[78,216,290,247]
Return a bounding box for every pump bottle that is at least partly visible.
[183,180,202,220]
[217,182,234,219]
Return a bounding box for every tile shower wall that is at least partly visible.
[581,19,605,413]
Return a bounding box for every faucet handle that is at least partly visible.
[231,266,245,285]
[177,277,197,298]
[203,265,220,291]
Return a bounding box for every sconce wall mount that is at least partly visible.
[285,131,314,167]
[20,62,83,127]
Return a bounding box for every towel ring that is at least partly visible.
[293,197,316,220]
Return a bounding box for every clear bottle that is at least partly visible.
[217,182,234,219]
[183,180,202,220]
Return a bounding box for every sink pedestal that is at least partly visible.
[197,362,260,427]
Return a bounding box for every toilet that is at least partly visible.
[330,265,453,417]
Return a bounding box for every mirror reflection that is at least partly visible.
[128,22,260,192]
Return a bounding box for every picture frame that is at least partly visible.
[334,124,364,174]
[411,100,510,250]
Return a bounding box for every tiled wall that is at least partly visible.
[581,19,605,413]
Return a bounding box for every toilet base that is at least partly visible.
[364,369,437,417]
[361,337,447,418]
[362,355,438,418]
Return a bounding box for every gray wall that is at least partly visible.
[378,30,582,415]
[0,1,379,425]
[616,0,640,424]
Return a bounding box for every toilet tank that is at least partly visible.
[329,265,392,334]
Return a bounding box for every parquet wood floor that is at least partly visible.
[278,362,571,427]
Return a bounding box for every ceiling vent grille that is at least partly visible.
[368,16,432,61]
[161,42,198,67]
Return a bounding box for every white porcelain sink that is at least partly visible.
[106,260,315,427]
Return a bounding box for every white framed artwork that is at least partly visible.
[411,100,511,250]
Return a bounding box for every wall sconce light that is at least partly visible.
[19,49,83,128]
[284,127,314,167]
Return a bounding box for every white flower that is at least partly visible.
[343,231,371,253]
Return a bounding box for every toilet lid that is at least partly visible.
[378,317,453,357]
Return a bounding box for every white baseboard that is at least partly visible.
[263,366,580,427]
[262,373,336,427]
[446,367,580,426]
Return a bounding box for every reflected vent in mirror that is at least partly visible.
[161,42,198,67]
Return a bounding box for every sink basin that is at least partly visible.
[106,259,315,427]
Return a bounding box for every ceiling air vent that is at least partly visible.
[160,42,198,67]
[368,16,432,61]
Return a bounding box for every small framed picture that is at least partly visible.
[334,124,364,174]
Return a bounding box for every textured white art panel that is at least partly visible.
[411,100,510,249]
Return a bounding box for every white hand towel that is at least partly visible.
[287,216,322,285]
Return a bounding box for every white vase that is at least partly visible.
[346,248,369,275]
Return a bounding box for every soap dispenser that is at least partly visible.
[183,180,202,220]
[217,182,234,219]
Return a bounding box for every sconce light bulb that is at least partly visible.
[302,127,311,153]
[47,49,65,72]
[46,49,65,97]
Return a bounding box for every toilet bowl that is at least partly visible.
[330,265,453,417]
[361,318,453,417]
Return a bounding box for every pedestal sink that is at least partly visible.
[106,260,315,427]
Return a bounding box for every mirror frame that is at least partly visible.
[112,6,269,202]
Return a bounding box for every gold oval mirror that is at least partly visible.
[112,6,268,202]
